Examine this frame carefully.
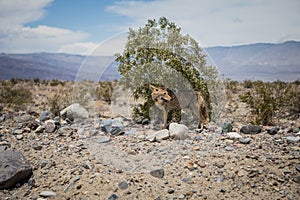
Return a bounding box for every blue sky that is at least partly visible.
[0,0,299,55]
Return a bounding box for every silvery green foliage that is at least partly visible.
[115,17,225,120]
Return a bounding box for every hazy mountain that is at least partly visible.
[0,53,119,81]
[0,41,299,81]
[205,41,300,81]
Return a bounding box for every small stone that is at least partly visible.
[150,169,164,178]
[32,144,43,151]
[45,120,56,133]
[167,188,175,194]
[118,181,128,190]
[14,129,24,135]
[40,160,48,168]
[222,122,233,134]
[108,193,118,200]
[240,125,261,134]
[39,111,54,121]
[178,194,185,199]
[224,146,234,151]
[226,132,242,139]
[194,136,202,141]
[286,136,300,142]
[296,165,300,172]
[142,118,150,125]
[154,129,170,141]
[16,134,23,140]
[40,191,56,197]
[292,176,300,184]
[239,137,252,144]
[220,188,226,193]
[267,127,279,135]
[93,136,111,143]
[58,126,73,136]
[197,161,207,168]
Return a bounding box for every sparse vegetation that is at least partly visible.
[0,80,32,110]
[239,80,300,125]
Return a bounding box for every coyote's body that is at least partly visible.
[150,85,209,129]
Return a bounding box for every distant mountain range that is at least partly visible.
[0,41,299,81]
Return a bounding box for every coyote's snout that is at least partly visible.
[150,84,209,130]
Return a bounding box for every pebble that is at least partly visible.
[239,137,252,144]
[118,181,128,190]
[286,136,300,142]
[150,169,165,178]
[40,191,56,197]
[16,134,23,140]
[224,146,234,151]
[240,125,261,134]
[267,127,279,135]
[226,132,242,139]
[108,193,118,200]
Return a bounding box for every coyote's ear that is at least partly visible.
[149,84,156,91]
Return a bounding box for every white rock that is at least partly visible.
[146,129,169,142]
[40,191,56,197]
[155,129,170,140]
[60,103,89,120]
[169,123,189,140]
[226,132,243,139]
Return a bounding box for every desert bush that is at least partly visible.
[115,17,223,121]
[49,88,72,116]
[239,80,300,125]
[95,81,116,104]
[0,81,32,110]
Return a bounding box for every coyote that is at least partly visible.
[150,84,209,130]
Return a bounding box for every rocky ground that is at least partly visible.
[0,81,299,200]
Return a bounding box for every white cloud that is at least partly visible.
[107,0,300,47]
[0,0,90,54]
[59,42,98,55]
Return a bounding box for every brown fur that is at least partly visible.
[150,85,209,129]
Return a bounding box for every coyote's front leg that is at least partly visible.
[163,108,168,129]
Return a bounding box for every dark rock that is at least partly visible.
[296,165,300,172]
[267,127,279,135]
[40,160,48,168]
[167,188,175,194]
[118,181,128,190]
[150,169,164,178]
[108,193,118,200]
[142,118,150,125]
[39,111,54,121]
[222,122,233,134]
[0,150,32,189]
[100,119,124,135]
[240,125,261,134]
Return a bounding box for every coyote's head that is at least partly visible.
[150,84,172,102]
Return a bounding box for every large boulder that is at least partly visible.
[0,150,33,189]
[60,103,89,121]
